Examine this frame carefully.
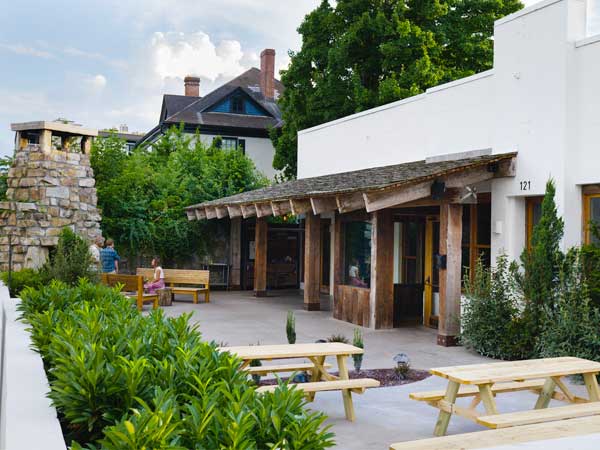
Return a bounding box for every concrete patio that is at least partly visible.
[161,290,592,450]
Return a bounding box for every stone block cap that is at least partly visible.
[260,48,275,57]
[11,121,98,137]
[184,75,200,83]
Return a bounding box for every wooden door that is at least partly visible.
[424,216,440,328]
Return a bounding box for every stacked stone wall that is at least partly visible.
[0,144,101,270]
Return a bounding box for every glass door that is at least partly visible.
[424,216,440,328]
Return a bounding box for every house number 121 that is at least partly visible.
[520,180,531,191]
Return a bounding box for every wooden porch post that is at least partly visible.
[369,209,394,329]
[332,213,344,320]
[304,212,321,310]
[229,217,242,289]
[438,203,463,346]
[254,217,268,297]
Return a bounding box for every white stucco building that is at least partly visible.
[298,0,600,263]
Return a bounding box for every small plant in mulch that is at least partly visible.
[327,333,349,344]
[393,353,411,380]
[352,328,364,373]
[286,310,296,344]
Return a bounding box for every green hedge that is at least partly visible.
[19,280,335,449]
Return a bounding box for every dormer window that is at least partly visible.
[231,95,245,114]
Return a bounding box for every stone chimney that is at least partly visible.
[184,76,200,97]
[260,49,275,100]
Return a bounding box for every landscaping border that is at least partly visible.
[0,282,66,450]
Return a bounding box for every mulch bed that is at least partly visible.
[257,368,430,388]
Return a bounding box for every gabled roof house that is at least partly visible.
[139,49,283,178]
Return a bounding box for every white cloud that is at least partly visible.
[150,31,254,82]
[83,74,107,91]
[0,43,55,59]
[63,47,128,70]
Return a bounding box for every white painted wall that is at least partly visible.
[197,134,277,179]
[297,0,600,263]
[0,283,66,450]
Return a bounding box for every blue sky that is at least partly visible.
[0,0,562,157]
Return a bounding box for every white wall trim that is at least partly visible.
[426,70,494,94]
[0,283,66,450]
[575,32,600,47]
[495,0,564,27]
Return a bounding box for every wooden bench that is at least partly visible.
[477,401,600,428]
[389,415,600,450]
[410,380,547,403]
[256,378,380,395]
[246,362,332,376]
[137,268,210,304]
[101,273,158,311]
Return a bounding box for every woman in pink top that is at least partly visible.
[144,257,165,294]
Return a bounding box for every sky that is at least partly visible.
[0,0,573,157]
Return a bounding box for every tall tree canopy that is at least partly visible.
[271,0,523,179]
[91,127,268,266]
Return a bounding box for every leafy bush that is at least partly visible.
[327,334,349,344]
[1,268,49,297]
[19,281,334,449]
[44,227,96,285]
[581,223,600,309]
[286,310,296,344]
[461,256,532,360]
[537,249,600,362]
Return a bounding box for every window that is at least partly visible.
[462,203,492,282]
[526,196,543,249]
[213,137,240,151]
[231,95,245,114]
[402,220,423,284]
[344,221,372,288]
[584,188,600,244]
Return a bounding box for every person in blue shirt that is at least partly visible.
[100,239,120,273]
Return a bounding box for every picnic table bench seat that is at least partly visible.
[256,378,380,395]
[137,268,210,304]
[389,415,600,450]
[477,401,600,429]
[409,379,547,402]
[246,362,332,376]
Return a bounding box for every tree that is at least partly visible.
[0,156,13,201]
[519,179,564,354]
[271,0,523,179]
[91,126,268,267]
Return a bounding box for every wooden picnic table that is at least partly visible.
[410,357,600,436]
[220,343,378,421]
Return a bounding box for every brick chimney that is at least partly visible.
[260,49,275,100]
[184,75,200,97]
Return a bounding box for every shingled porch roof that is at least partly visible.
[186,152,517,221]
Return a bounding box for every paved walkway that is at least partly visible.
[161,291,589,449]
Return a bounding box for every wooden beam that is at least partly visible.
[290,199,312,215]
[332,214,344,321]
[216,206,229,219]
[229,217,242,289]
[241,204,256,219]
[310,197,338,215]
[194,209,206,221]
[271,200,291,217]
[205,207,217,219]
[227,205,243,219]
[304,212,321,310]
[336,192,365,213]
[496,157,517,177]
[437,202,463,346]
[255,202,273,218]
[186,210,196,221]
[364,182,431,212]
[369,209,394,329]
[254,217,268,297]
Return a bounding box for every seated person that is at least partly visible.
[144,257,165,294]
[348,258,367,287]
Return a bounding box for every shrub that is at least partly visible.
[286,310,296,344]
[19,281,334,449]
[461,256,532,360]
[0,268,49,297]
[537,249,600,362]
[45,227,96,285]
[327,334,349,344]
[581,223,600,309]
[352,328,364,372]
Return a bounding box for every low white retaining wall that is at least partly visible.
[0,282,66,450]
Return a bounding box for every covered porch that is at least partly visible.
[186,152,516,346]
